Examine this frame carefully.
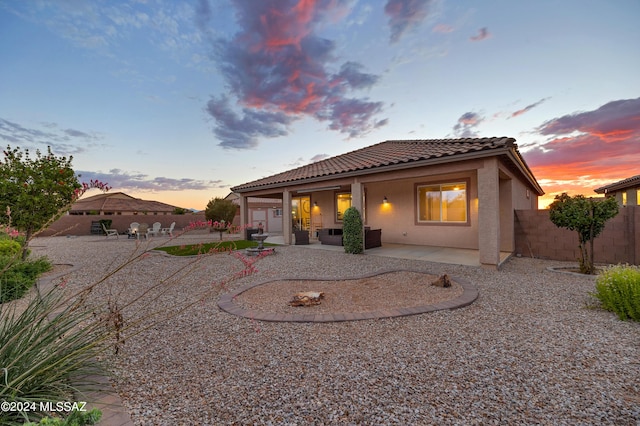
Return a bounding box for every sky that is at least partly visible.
[1,0,638,210]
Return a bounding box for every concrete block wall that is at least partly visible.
[39,213,208,237]
[515,206,638,265]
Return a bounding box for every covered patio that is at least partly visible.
[231,138,543,269]
[265,234,511,266]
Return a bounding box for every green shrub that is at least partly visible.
[343,207,363,254]
[24,409,102,426]
[0,256,52,303]
[0,239,21,257]
[591,264,640,321]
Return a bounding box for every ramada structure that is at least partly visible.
[231,137,544,268]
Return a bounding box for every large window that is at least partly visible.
[417,182,467,223]
[336,192,352,221]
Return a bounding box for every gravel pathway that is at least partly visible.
[30,235,640,425]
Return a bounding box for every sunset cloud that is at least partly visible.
[206,96,294,149]
[470,27,490,42]
[77,169,226,192]
[0,117,103,155]
[206,0,387,149]
[452,111,484,137]
[524,97,640,204]
[384,0,432,43]
[537,98,640,142]
[510,97,549,118]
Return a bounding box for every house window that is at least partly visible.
[336,192,352,221]
[417,182,467,223]
[273,208,283,217]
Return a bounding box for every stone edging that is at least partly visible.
[218,269,478,323]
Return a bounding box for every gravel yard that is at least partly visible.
[30,235,639,425]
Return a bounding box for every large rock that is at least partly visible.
[289,291,325,307]
[431,274,452,288]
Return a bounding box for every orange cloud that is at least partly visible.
[524,97,640,207]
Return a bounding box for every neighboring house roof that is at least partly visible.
[594,174,640,194]
[231,137,544,195]
[225,193,281,205]
[71,192,181,213]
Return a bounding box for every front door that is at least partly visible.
[291,196,311,231]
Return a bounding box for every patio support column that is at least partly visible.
[282,189,292,245]
[478,158,500,268]
[238,193,248,232]
[351,181,363,213]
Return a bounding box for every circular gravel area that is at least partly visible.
[29,235,640,425]
[220,270,477,322]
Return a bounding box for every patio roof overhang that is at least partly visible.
[231,145,544,196]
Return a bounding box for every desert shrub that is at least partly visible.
[591,264,640,321]
[0,239,21,256]
[343,207,363,254]
[0,256,52,303]
[24,409,102,426]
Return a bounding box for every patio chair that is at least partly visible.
[137,223,149,239]
[161,222,175,237]
[127,222,140,239]
[147,222,162,237]
[101,223,119,239]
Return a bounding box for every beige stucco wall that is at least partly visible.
[363,171,479,249]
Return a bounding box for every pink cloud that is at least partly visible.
[207,0,387,149]
[452,111,484,137]
[510,97,549,118]
[538,97,640,142]
[470,27,490,41]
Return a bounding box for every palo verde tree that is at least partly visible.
[549,193,619,274]
[0,145,82,259]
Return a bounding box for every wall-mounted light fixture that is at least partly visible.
[314,201,318,207]
[383,196,389,204]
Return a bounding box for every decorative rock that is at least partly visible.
[431,274,452,288]
[289,291,325,307]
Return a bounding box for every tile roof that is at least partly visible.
[232,137,540,193]
[594,174,640,194]
[71,192,180,212]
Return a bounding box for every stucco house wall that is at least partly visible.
[363,170,479,249]
[231,138,543,268]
